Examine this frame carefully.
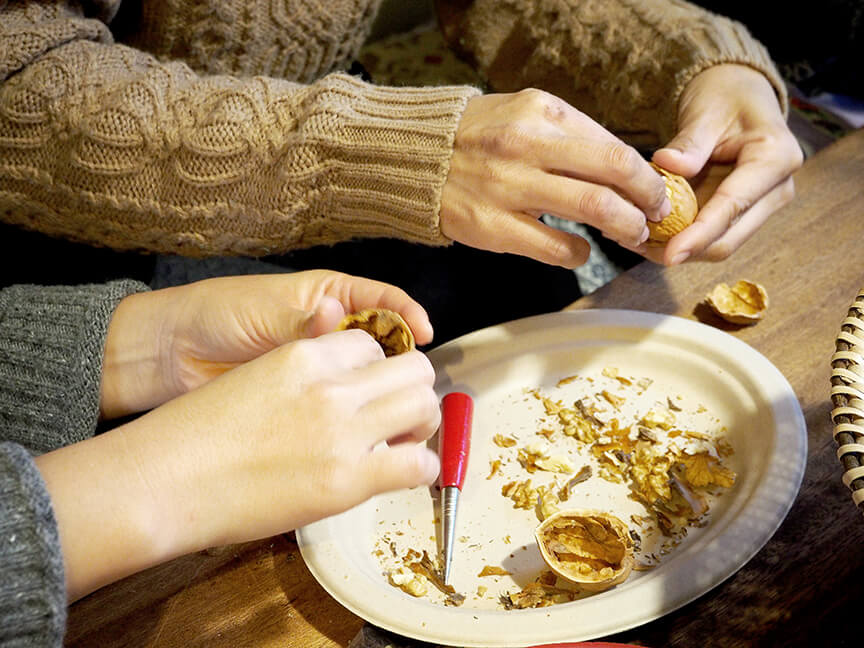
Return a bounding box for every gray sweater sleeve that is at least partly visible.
[0,442,66,648]
[0,280,149,647]
[0,280,149,453]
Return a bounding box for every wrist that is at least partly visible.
[684,64,781,113]
[100,290,175,419]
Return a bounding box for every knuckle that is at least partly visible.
[603,143,642,182]
[649,174,668,208]
[577,187,614,222]
[764,128,803,173]
[781,178,796,203]
[541,235,577,264]
[340,328,386,357]
[404,452,426,480]
[277,337,319,366]
[307,380,348,414]
[717,191,753,224]
[788,143,804,171]
[419,388,442,429]
[407,351,436,384]
[517,87,552,111]
[543,99,568,123]
[317,456,357,502]
[671,132,700,152]
[704,239,734,262]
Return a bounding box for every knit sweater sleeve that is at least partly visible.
[0,280,149,454]
[0,442,66,648]
[0,280,147,647]
[436,0,788,148]
[0,2,480,257]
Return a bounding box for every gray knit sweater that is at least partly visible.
[0,280,148,647]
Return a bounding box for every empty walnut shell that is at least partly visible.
[647,162,698,246]
[534,509,634,592]
[705,280,769,325]
[336,309,415,356]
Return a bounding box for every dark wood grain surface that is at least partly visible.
[66,129,864,648]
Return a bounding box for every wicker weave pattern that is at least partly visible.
[830,290,864,512]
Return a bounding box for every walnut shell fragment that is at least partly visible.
[336,308,415,356]
[705,280,768,325]
[534,509,634,592]
[647,162,698,246]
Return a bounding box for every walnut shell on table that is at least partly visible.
[336,309,415,356]
[704,280,769,325]
[647,162,698,246]
[534,508,634,592]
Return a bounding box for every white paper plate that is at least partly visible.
[297,310,806,647]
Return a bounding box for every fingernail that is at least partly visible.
[660,195,672,218]
[637,226,650,246]
[646,196,671,223]
[670,250,690,265]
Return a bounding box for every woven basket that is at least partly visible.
[830,288,864,514]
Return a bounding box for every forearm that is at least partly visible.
[436,0,787,147]
[0,3,480,256]
[34,420,184,602]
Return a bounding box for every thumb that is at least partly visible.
[653,118,721,177]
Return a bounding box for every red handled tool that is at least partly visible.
[439,391,473,585]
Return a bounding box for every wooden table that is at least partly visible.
[66,128,864,648]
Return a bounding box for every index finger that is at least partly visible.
[531,94,671,221]
[663,156,792,262]
[323,274,434,345]
[541,136,671,223]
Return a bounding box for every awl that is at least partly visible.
[439,391,473,586]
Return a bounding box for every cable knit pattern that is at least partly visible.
[125,0,384,82]
[0,0,478,256]
[0,442,66,648]
[0,280,148,454]
[438,0,788,147]
[0,0,785,255]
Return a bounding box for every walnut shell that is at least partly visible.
[705,280,769,325]
[336,309,415,356]
[534,509,634,592]
[647,162,698,246]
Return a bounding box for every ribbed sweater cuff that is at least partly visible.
[302,73,482,246]
[0,280,149,454]
[0,442,65,648]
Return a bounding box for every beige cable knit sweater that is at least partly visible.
[0,0,785,257]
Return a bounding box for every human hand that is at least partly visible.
[440,89,671,268]
[642,64,803,265]
[39,330,441,599]
[100,270,433,419]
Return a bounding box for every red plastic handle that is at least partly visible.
[439,392,473,490]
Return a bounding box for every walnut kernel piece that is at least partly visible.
[705,280,768,325]
[387,567,428,597]
[336,308,415,356]
[647,162,698,246]
[535,509,634,592]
